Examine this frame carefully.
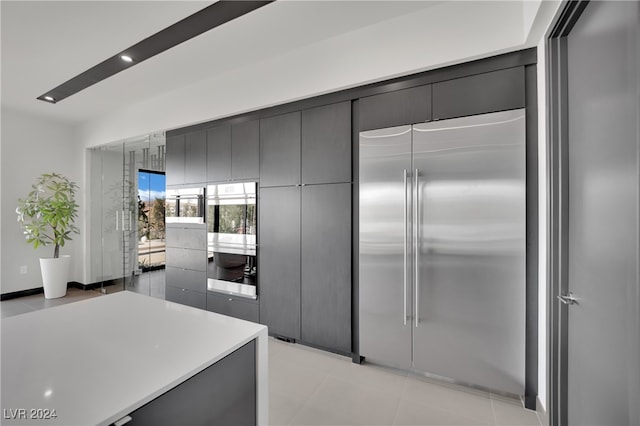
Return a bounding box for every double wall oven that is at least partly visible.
[206,182,257,299]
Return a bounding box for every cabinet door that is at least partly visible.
[432,67,525,120]
[207,125,232,182]
[259,186,301,339]
[165,247,207,272]
[185,130,207,184]
[359,85,431,131]
[165,226,207,250]
[127,340,255,426]
[207,292,260,323]
[166,267,206,293]
[165,135,185,185]
[232,120,259,181]
[166,285,206,310]
[259,111,301,187]
[301,183,352,353]
[302,102,351,185]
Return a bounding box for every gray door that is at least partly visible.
[412,110,526,395]
[301,183,352,353]
[359,125,412,369]
[564,1,640,424]
[259,185,301,339]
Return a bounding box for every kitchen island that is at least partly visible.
[1,291,268,425]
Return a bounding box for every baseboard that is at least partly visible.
[537,395,549,426]
[1,281,82,301]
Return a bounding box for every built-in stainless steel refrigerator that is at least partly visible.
[359,109,526,395]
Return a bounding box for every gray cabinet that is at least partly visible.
[127,340,256,426]
[259,111,301,187]
[302,101,351,185]
[259,186,301,339]
[165,285,206,310]
[207,125,232,182]
[207,292,260,323]
[185,131,207,184]
[359,85,431,131]
[432,67,525,120]
[301,183,352,353]
[165,224,207,308]
[166,247,207,272]
[165,135,185,185]
[232,120,259,180]
[166,131,207,185]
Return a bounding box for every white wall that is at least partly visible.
[0,108,84,293]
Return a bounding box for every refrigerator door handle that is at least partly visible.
[414,168,420,327]
[403,169,409,325]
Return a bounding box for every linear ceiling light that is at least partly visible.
[37,0,274,104]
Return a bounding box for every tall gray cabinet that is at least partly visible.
[259,101,352,353]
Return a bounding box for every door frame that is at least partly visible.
[546,2,590,425]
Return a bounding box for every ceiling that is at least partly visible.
[1,1,445,126]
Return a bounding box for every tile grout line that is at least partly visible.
[489,393,499,426]
[392,376,410,426]
[285,363,331,426]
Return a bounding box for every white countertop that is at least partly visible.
[1,291,267,426]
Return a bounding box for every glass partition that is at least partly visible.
[89,133,166,297]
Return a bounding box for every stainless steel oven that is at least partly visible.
[206,182,257,299]
[165,187,205,224]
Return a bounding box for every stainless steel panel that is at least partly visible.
[207,278,257,299]
[411,109,526,395]
[359,125,412,369]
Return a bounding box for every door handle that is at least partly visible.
[557,292,579,305]
[414,169,419,328]
[403,169,408,325]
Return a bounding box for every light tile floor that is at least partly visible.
[1,291,541,425]
[268,339,541,426]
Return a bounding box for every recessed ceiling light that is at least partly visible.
[36,1,273,104]
[44,96,55,102]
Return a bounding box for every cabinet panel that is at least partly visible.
[166,267,206,293]
[259,186,301,339]
[232,120,260,181]
[259,111,301,187]
[165,226,206,250]
[207,292,260,323]
[359,85,431,131]
[166,247,207,272]
[432,67,525,120]
[127,341,255,426]
[302,101,351,185]
[185,131,207,184]
[301,183,352,353]
[207,125,232,182]
[165,135,185,185]
[166,285,206,309]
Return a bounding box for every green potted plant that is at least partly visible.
[16,172,79,299]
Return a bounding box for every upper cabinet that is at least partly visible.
[165,134,185,186]
[259,111,301,187]
[184,131,207,184]
[207,120,260,183]
[259,102,352,187]
[207,125,232,182]
[166,131,206,186]
[231,120,259,181]
[301,101,351,185]
[432,67,525,120]
[359,85,431,131]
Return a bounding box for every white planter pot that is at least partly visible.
[40,255,70,299]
